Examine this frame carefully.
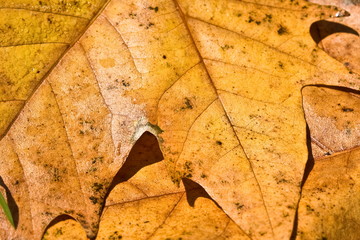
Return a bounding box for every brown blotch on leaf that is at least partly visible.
[277,25,289,35]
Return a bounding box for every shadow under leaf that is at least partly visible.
[106,131,164,199]
[310,20,359,45]
[182,178,222,209]
[0,176,19,228]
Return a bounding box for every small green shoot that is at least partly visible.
[0,191,14,227]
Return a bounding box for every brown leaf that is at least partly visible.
[43,132,250,240]
[1,0,359,239]
[309,0,360,74]
[297,147,360,239]
[303,86,360,158]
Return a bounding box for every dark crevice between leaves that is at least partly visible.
[310,20,358,45]
[290,124,314,240]
[182,178,222,209]
[0,176,19,228]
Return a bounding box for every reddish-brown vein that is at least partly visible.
[145,192,185,240]
[102,14,143,77]
[0,42,69,48]
[217,89,282,105]
[204,58,285,79]
[6,136,35,235]
[173,0,275,236]
[210,218,253,240]
[310,136,333,154]
[46,80,88,213]
[105,190,184,207]
[0,0,112,142]
[78,43,111,111]
[0,99,24,103]
[128,182,148,197]
[0,7,89,19]
[230,0,311,12]
[171,97,218,170]
[78,43,116,155]
[189,16,326,69]
[155,61,201,120]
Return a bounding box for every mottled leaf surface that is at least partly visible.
[0,0,359,239]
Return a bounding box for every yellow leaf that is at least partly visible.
[0,0,359,239]
[0,0,108,137]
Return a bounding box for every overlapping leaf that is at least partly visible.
[303,86,360,158]
[297,147,360,239]
[0,0,359,239]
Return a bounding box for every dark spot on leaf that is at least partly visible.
[92,183,104,192]
[121,80,130,87]
[162,55,167,59]
[306,204,314,212]
[235,202,244,210]
[342,107,354,112]
[148,6,159,12]
[221,44,234,50]
[129,12,137,18]
[277,25,289,35]
[247,16,254,23]
[181,97,193,110]
[278,61,284,69]
[91,156,104,164]
[108,231,122,239]
[89,196,98,204]
[146,22,155,29]
[263,14,272,23]
[54,228,63,236]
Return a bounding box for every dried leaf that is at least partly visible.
[310,0,360,74]
[0,0,108,137]
[303,86,360,158]
[43,132,250,240]
[297,147,360,239]
[0,0,359,239]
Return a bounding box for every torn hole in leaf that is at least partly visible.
[302,86,360,159]
[182,178,221,209]
[107,131,163,193]
[310,20,358,45]
[96,133,247,239]
[0,176,18,228]
[42,215,87,240]
[310,20,360,73]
